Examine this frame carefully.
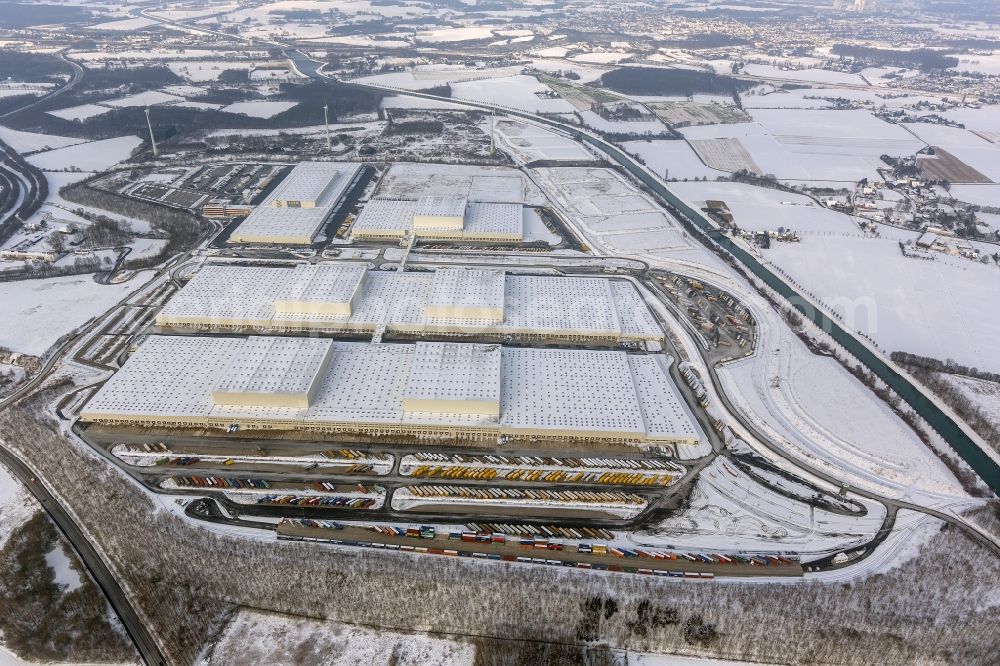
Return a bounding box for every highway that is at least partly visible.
[0,51,84,119]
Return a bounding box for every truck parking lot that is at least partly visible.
[277,520,803,578]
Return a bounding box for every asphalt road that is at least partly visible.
[0,447,166,665]
[0,51,83,119]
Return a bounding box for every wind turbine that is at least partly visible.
[144,107,158,157]
[323,102,331,151]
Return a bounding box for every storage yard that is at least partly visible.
[80,336,703,447]
[155,263,665,344]
[276,520,803,578]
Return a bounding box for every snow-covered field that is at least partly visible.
[167,61,250,82]
[220,100,296,118]
[354,66,523,90]
[938,374,1000,426]
[450,75,576,114]
[0,125,85,153]
[0,273,149,356]
[762,234,1000,372]
[578,109,668,135]
[625,140,728,180]
[679,109,923,183]
[903,123,1000,182]
[668,181,859,234]
[743,64,868,86]
[950,184,1000,207]
[0,463,36,552]
[492,118,594,162]
[86,16,158,31]
[635,458,885,555]
[416,26,496,43]
[198,610,474,666]
[46,103,113,121]
[532,167,698,259]
[104,90,184,108]
[26,135,143,172]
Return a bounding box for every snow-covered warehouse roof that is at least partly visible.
[81,337,701,445]
[230,162,361,244]
[155,264,663,342]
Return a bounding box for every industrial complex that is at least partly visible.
[229,161,363,244]
[80,337,701,447]
[350,197,524,241]
[155,263,665,344]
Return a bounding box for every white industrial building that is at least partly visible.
[81,336,701,447]
[155,263,664,344]
[229,162,362,244]
[351,198,523,242]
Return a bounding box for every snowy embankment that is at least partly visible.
[0,462,38,552]
[197,609,475,666]
[0,273,150,357]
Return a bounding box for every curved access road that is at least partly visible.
[0,51,84,120]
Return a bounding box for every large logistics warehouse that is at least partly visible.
[155,263,665,344]
[80,337,702,447]
[351,197,523,242]
[229,162,362,244]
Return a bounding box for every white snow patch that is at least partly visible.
[0,272,151,356]
[0,463,37,551]
[220,100,296,118]
[26,135,143,173]
[198,610,474,665]
[44,542,83,592]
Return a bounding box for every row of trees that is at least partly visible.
[60,180,204,270]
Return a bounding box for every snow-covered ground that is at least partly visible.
[743,64,868,87]
[0,463,37,552]
[522,208,560,244]
[578,109,668,136]
[634,458,886,555]
[0,125,85,153]
[46,103,114,121]
[678,109,923,183]
[198,610,475,666]
[625,140,728,180]
[450,75,576,114]
[220,100,296,118]
[0,272,150,356]
[26,135,143,172]
[904,123,1000,182]
[667,181,859,234]
[762,234,1000,372]
[531,167,701,262]
[938,374,1000,426]
[950,184,1000,208]
[103,90,184,108]
[44,542,83,592]
[491,118,594,162]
